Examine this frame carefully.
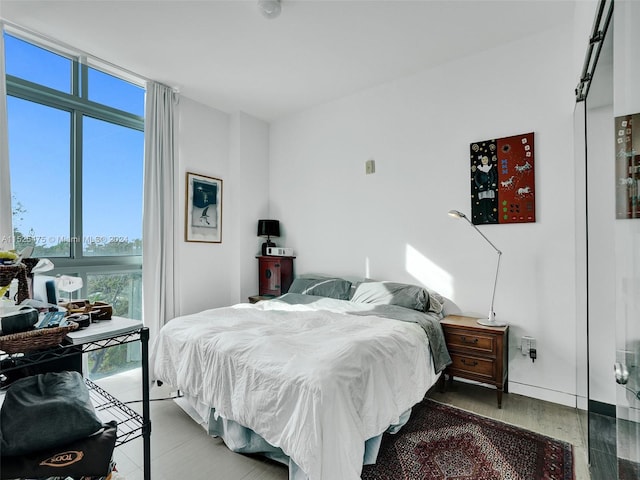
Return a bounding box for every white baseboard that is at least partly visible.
[576,395,588,411]
[617,403,640,422]
[508,381,577,408]
[453,377,581,409]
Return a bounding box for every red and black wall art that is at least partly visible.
[470,132,535,225]
[615,113,640,219]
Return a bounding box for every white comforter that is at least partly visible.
[152,299,437,480]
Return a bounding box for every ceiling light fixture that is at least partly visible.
[258,0,282,19]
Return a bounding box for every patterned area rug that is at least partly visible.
[361,399,574,480]
[619,457,640,480]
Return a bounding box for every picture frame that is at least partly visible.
[470,132,535,225]
[615,113,640,219]
[185,172,223,243]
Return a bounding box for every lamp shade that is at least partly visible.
[257,219,280,238]
[448,209,466,219]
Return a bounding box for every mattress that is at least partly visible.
[152,294,448,480]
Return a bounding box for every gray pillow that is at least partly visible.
[427,288,445,314]
[350,281,431,312]
[288,277,353,300]
[0,371,103,456]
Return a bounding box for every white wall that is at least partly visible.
[175,99,269,316]
[587,104,616,406]
[229,111,271,303]
[175,97,232,315]
[269,24,578,405]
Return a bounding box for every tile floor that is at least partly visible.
[96,369,593,480]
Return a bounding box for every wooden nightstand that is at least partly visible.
[256,256,295,297]
[248,295,276,304]
[440,314,509,408]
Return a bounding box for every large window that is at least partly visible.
[4,30,145,377]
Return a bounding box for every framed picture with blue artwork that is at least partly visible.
[185,172,223,243]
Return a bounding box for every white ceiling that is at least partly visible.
[1,0,576,121]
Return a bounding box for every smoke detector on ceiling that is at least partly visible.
[258,0,282,19]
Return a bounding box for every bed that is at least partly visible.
[151,278,452,480]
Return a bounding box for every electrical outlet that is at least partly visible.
[521,336,533,356]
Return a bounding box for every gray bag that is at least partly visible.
[0,371,103,456]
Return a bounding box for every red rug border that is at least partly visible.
[362,398,576,480]
[421,399,576,480]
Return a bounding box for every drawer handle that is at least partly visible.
[460,336,479,345]
[461,359,478,367]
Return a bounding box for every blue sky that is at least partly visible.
[5,33,144,248]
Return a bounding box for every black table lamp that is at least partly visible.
[257,219,280,255]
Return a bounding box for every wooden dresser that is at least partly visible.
[256,255,295,297]
[440,314,509,408]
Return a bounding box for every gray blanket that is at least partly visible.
[273,293,452,374]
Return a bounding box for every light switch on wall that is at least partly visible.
[365,159,376,174]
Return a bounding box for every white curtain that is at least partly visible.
[0,26,14,251]
[142,82,179,344]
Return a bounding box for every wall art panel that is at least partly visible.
[470,132,535,225]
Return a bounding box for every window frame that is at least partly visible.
[4,30,144,296]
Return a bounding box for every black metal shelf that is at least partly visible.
[86,377,144,447]
[0,324,151,480]
[0,330,142,376]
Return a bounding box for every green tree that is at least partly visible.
[86,272,142,378]
[11,196,32,251]
[88,274,132,316]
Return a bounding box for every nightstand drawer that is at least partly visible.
[448,353,496,381]
[444,328,497,356]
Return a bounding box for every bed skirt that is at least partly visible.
[174,393,411,480]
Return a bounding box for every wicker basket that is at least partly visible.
[0,263,29,304]
[62,300,113,320]
[0,321,79,354]
[21,257,40,277]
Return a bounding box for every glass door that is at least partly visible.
[577,1,618,478]
[612,1,640,477]
[579,1,640,477]
[584,16,616,478]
